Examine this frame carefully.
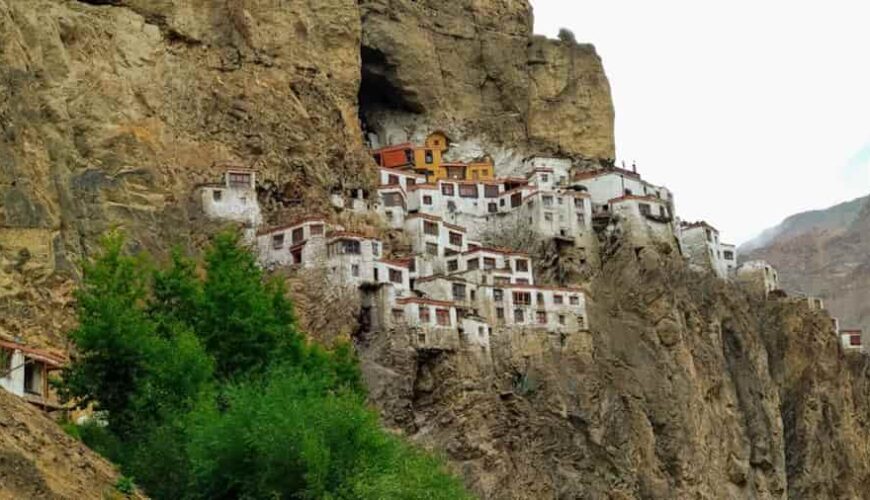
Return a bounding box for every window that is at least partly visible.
[404,149,414,164]
[624,188,633,196]
[425,150,434,164]
[554,294,564,305]
[514,309,525,323]
[574,198,584,209]
[272,233,285,249]
[392,309,405,322]
[557,197,563,205]
[500,198,506,207]
[577,213,585,226]
[467,258,480,271]
[406,178,415,187]
[488,202,497,213]
[408,257,416,273]
[423,195,433,205]
[24,363,41,395]
[212,190,223,201]
[452,283,466,300]
[351,264,360,277]
[536,292,545,305]
[542,195,554,207]
[424,220,439,235]
[338,239,361,255]
[639,203,651,216]
[373,153,382,165]
[310,224,324,236]
[441,183,455,196]
[495,276,510,285]
[513,292,531,305]
[705,229,713,242]
[569,295,580,305]
[383,192,403,207]
[516,278,530,285]
[723,251,734,260]
[449,232,463,246]
[484,185,499,198]
[389,269,403,284]
[850,334,862,346]
[291,248,303,264]
[478,326,485,338]
[459,184,478,198]
[388,174,400,185]
[483,257,496,270]
[425,243,439,256]
[511,192,522,208]
[578,316,585,329]
[445,248,458,256]
[372,241,380,257]
[559,314,566,325]
[228,172,252,187]
[536,311,547,325]
[419,307,430,322]
[373,268,379,281]
[436,309,451,326]
[544,212,554,222]
[493,289,504,302]
[470,290,476,301]
[515,259,529,272]
[496,307,505,320]
[541,174,549,183]
[447,259,459,272]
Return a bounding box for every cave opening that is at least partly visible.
[358,45,423,147]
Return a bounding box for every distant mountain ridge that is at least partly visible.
[741,194,870,335]
[740,195,869,253]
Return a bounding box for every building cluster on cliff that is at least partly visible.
[193,131,863,357]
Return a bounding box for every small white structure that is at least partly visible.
[523,157,573,186]
[573,167,674,216]
[376,185,408,229]
[477,284,588,332]
[404,213,469,258]
[839,329,865,352]
[200,168,262,227]
[601,194,675,246]
[256,217,330,268]
[720,243,738,276]
[447,247,535,285]
[737,260,780,294]
[680,221,734,279]
[0,339,65,411]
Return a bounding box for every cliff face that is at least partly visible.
[360,247,870,499]
[741,195,870,336]
[359,0,615,166]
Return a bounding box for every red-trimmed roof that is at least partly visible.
[406,212,468,232]
[609,194,665,204]
[326,230,378,241]
[840,329,864,334]
[462,246,529,257]
[256,217,327,236]
[396,297,456,307]
[407,183,438,191]
[573,167,641,182]
[379,258,412,269]
[527,167,555,174]
[0,340,66,368]
[501,284,585,293]
[372,143,413,153]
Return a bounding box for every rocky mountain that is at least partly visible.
[2,1,870,499]
[741,195,870,336]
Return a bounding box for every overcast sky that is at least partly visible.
[532,0,870,244]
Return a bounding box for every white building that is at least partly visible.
[404,213,469,258]
[376,185,408,229]
[680,221,734,279]
[476,284,588,332]
[736,260,780,294]
[573,167,674,217]
[200,168,262,227]
[446,247,535,285]
[0,339,64,411]
[522,157,572,186]
[256,217,330,268]
[721,243,738,276]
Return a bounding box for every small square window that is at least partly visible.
[569,295,580,306]
[419,307,430,322]
[423,195,433,205]
[212,190,223,201]
[351,264,360,277]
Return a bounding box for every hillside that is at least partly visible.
[741,195,870,335]
[0,389,129,499]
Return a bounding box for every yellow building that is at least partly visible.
[372,131,495,182]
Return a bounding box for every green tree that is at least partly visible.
[197,232,302,379]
